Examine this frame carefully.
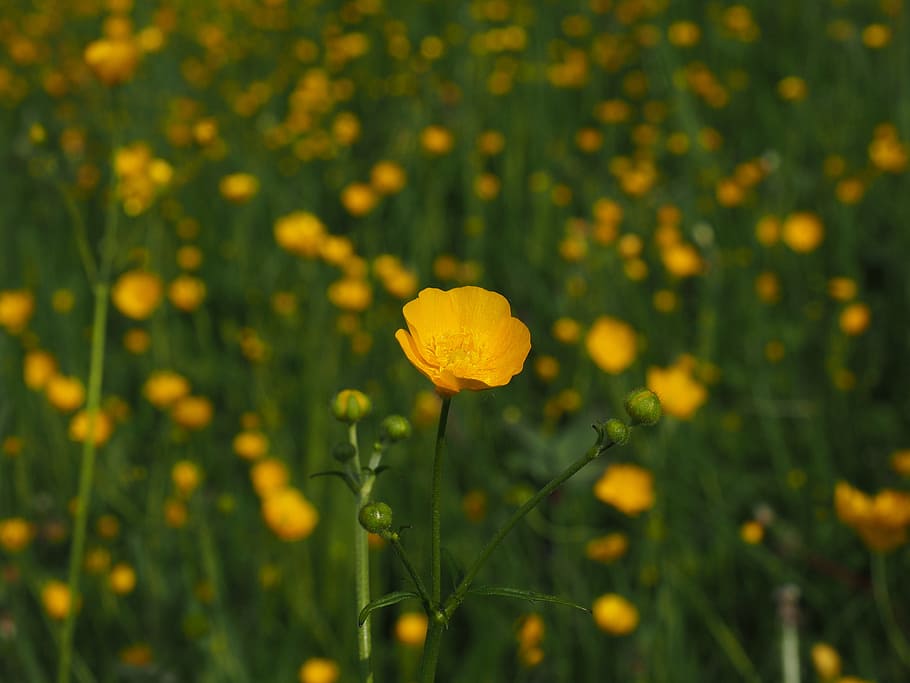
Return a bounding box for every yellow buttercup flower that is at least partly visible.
[298,658,340,683]
[0,289,35,334]
[84,37,139,85]
[143,371,191,408]
[647,359,708,419]
[811,642,842,679]
[782,212,824,253]
[112,270,163,320]
[395,612,428,646]
[395,287,531,397]
[42,580,77,620]
[261,487,319,541]
[219,173,259,203]
[0,517,34,553]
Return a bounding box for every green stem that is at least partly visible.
[871,551,910,669]
[430,398,452,606]
[56,286,112,683]
[418,620,444,683]
[390,535,432,608]
[445,440,611,618]
[350,423,374,683]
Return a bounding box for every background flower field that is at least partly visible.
[1,0,909,681]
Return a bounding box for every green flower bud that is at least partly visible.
[623,388,661,426]
[604,418,630,445]
[381,415,412,442]
[332,389,371,423]
[358,501,393,534]
[333,442,357,462]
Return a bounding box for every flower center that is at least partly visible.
[430,329,485,373]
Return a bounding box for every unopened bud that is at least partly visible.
[333,442,357,462]
[381,415,412,442]
[623,388,661,426]
[358,501,393,534]
[332,389,371,423]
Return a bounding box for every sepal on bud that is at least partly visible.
[604,418,630,446]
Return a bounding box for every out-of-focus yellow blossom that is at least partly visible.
[97,515,119,539]
[477,130,505,155]
[533,355,560,382]
[667,21,700,47]
[143,371,190,409]
[124,328,151,354]
[661,242,702,277]
[551,317,582,344]
[164,499,188,528]
[827,277,857,302]
[585,533,629,563]
[69,410,114,445]
[251,459,290,498]
[777,76,807,101]
[868,125,907,172]
[462,489,487,523]
[341,183,377,216]
[412,390,442,429]
[585,316,637,374]
[168,275,206,312]
[891,450,910,476]
[740,521,764,544]
[112,270,163,320]
[84,37,139,85]
[327,278,372,312]
[592,594,639,635]
[835,481,910,551]
[839,303,870,336]
[370,160,407,195]
[219,173,259,203]
[234,430,269,461]
[755,272,781,304]
[862,23,891,48]
[119,643,153,667]
[0,290,35,334]
[274,211,327,258]
[262,488,318,540]
[170,396,213,430]
[2,436,23,457]
[653,289,678,313]
[755,215,780,246]
[647,359,708,419]
[46,375,86,412]
[319,235,355,267]
[42,581,76,620]
[24,350,57,390]
[516,613,544,668]
[0,518,34,553]
[594,464,654,516]
[109,563,137,595]
[84,547,111,574]
[298,658,340,683]
[781,212,824,253]
[395,612,428,646]
[395,287,531,397]
[176,245,203,271]
[420,125,454,155]
[836,178,865,205]
[811,642,842,680]
[172,460,202,497]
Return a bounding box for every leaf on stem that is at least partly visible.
[358,591,421,626]
[467,586,591,613]
[309,470,357,494]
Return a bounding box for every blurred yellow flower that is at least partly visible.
[740,520,764,544]
[811,642,842,679]
[109,563,137,595]
[261,487,318,541]
[172,460,202,497]
[395,612,428,646]
[171,395,213,430]
[46,375,86,413]
[420,125,454,155]
[168,275,207,312]
[835,481,910,551]
[327,278,372,312]
[892,450,910,476]
[781,212,824,253]
[395,287,531,397]
[23,350,57,390]
[251,459,290,497]
[112,270,163,320]
[84,37,139,85]
[69,410,114,445]
[585,316,637,374]
[594,464,654,516]
[839,303,870,336]
[592,593,639,635]
[234,430,269,460]
[274,211,327,258]
[585,532,629,563]
[341,183,378,216]
[647,360,708,419]
[0,289,35,334]
[0,517,34,553]
[298,658,340,683]
[219,173,259,203]
[143,371,191,408]
[42,581,76,620]
[370,160,407,194]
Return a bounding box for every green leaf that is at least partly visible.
[467,586,591,613]
[358,591,421,626]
